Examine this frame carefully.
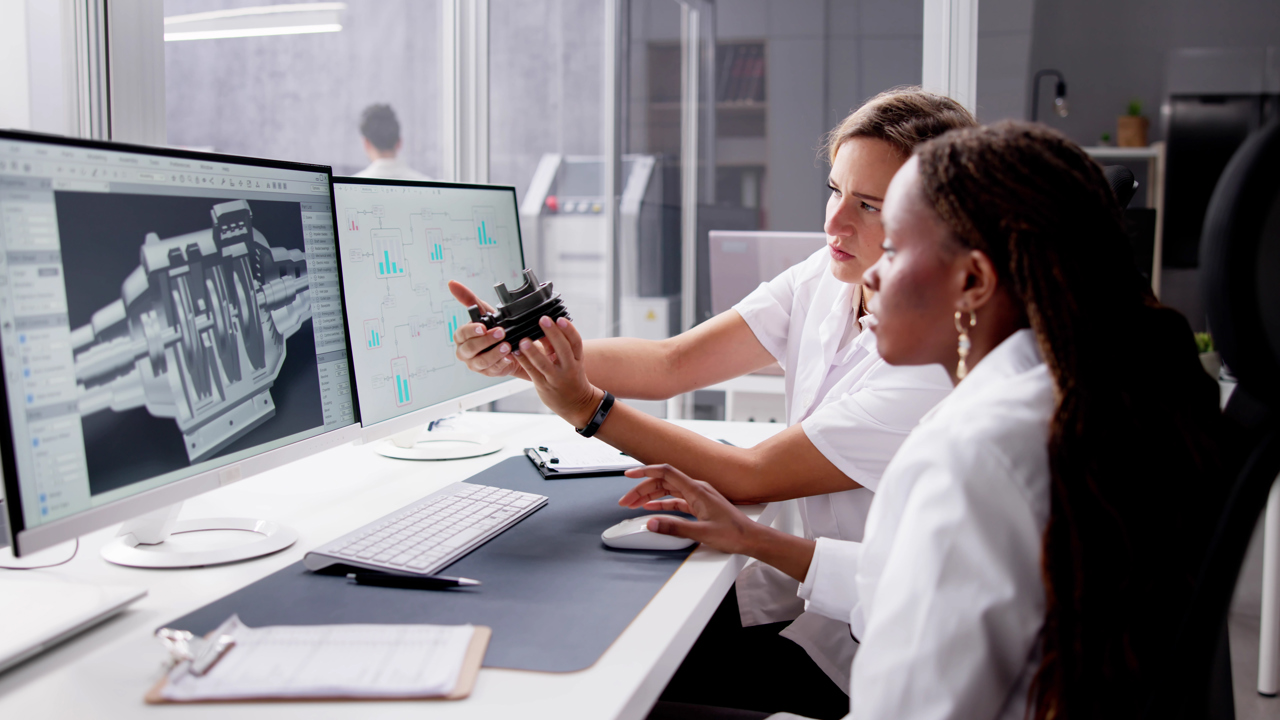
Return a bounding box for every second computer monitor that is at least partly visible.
[332,177,528,440]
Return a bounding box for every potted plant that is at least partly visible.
[1196,332,1222,379]
[1118,99,1149,147]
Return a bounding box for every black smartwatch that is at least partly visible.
[576,391,615,438]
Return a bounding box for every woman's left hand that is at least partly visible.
[511,316,605,429]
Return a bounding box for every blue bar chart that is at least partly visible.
[447,315,459,343]
[391,357,411,406]
[364,320,382,349]
[372,229,406,278]
[474,208,498,247]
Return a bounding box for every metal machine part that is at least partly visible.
[468,269,568,351]
[71,200,311,463]
[467,269,570,351]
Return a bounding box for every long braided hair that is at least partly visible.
[914,122,1225,718]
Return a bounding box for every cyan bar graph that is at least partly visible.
[477,221,497,246]
[430,243,444,262]
[363,320,381,349]
[391,357,411,406]
[372,229,406,278]
[448,315,459,343]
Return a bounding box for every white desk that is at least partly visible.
[0,413,785,719]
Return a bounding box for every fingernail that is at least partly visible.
[539,316,552,328]
[498,343,510,354]
[493,327,505,339]
[520,339,532,350]
[474,325,484,335]
[557,318,568,328]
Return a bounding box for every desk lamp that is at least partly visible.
[1030,69,1069,122]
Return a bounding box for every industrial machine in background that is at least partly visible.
[510,153,758,418]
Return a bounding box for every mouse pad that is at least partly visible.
[163,456,697,672]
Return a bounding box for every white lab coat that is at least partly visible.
[785,328,1054,719]
[731,248,953,689]
[353,157,430,180]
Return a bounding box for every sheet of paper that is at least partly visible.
[161,615,475,700]
[534,439,643,472]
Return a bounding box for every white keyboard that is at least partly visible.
[304,482,548,576]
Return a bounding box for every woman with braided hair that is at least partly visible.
[625,121,1224,719]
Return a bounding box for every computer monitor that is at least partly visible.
[709,230,827,316]
[0,130,360,567]
[331,177,530,459]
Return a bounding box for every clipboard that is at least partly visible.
[524,447,640,479]
[145,624,491,704]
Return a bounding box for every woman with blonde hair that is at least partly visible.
[453,88,975,717]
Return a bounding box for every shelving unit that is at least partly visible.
[647,40,768,219]
[1084,143,1167,297]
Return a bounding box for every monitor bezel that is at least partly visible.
[0,129,363,556]
[329,175,532,445]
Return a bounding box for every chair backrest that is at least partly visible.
[1145,119,1280,719]
[1103,164,1138,210]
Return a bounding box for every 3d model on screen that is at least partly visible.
[467,269,570,352]
[71,200,310,463]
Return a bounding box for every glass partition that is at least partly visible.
[164,0,445,178]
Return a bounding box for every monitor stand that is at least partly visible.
[100,503,297,569]
[373,412,504,461]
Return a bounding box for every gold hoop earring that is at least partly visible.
[954,310,976,379]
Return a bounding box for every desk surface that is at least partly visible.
[0,413,784,720]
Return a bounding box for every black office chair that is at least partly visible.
[1143,119,1280,720]
[1104,164,1138,210]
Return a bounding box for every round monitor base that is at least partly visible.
[373,433,504,461]
[100,518,298,569]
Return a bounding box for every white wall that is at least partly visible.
[0,0,75,136]
[0,0,32,131]
[976,0,1035,122]
[24,0,71,136]
[1027,0,1280,146]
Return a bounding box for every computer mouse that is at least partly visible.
[601,515,696,551]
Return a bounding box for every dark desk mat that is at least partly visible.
[164,456,693,672]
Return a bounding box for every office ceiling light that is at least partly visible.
[164,3,346,42]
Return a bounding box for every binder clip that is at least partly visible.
[467,269,571,352]
[156,625,236,677]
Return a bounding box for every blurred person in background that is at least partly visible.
[354,103,429,180]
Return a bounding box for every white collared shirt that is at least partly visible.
[732,248,953,689]
[353,157,430,180]
[789,329,1054,720]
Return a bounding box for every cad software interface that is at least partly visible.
[333,179,524,427]
[0,136,356,531]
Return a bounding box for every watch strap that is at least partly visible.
[576,391,615,438]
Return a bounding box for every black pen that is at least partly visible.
[346,573,481,590]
